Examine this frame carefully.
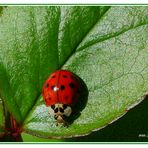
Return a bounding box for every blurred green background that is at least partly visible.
[22,95,148,142]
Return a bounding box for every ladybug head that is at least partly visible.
[48,104,72,125]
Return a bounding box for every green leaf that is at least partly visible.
[0,6,108,123]
[0,7,2,14]
[0,6,148,139]
[0,6,61,122]
[0,98,4,136]
[21,133,64,142]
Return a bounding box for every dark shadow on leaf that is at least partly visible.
[65,95,148,142]
[66,73,89,125]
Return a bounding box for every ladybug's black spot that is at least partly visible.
[45,83,49,88]
[51,105,55,110]
[69,83,75,88]
[48,97,51,100]
[60,85,65,90]
[51,85,55,90]
[54,108,58,113]
[51,75,56,78]
[59,108,64,113]
[63,75,67,78]
[63,104,68,109]
[65,96,68,100]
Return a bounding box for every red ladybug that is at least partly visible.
[42,70,81,126]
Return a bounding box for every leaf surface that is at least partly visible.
[0,6,147,138]
[0,98,4,136]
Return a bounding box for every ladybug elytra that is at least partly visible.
[42,70,81,126]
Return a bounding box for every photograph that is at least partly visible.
[0,4,148,143]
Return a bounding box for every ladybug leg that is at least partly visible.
[60,122,69,127]
[55,120,68,127]
[63,121,69,127]
[71,107,75,114]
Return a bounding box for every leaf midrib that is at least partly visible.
[16,6,148,125]
[23,6,111,125]
[60,7,111,68]
[77,22,148,52]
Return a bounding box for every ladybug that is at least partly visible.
[42,70,81,126]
